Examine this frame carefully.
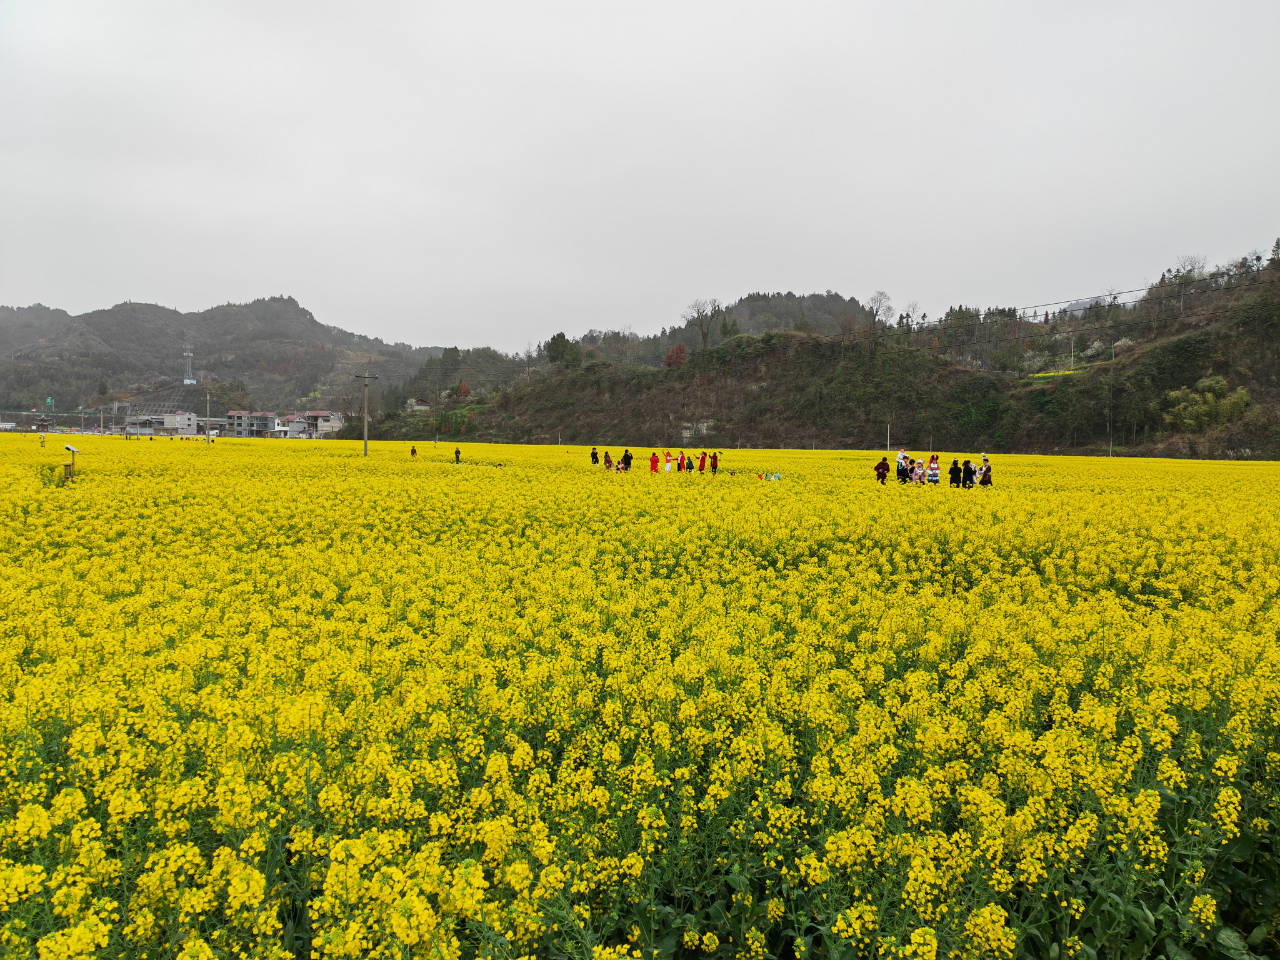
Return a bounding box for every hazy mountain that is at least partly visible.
[0,296,440,412]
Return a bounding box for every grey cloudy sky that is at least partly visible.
[2,1,1277,351]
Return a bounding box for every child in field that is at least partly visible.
[875,457,890,484]
[962,459,975,488]
[979,455,993,487]
[948,459,962,487]
[650,452,659,473]
[603,451,613,470]
[927,455,939,484]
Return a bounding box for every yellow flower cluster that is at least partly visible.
[2,436,1278,957]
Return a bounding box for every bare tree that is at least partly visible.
[683,298,722,350]
[866,291,894,328]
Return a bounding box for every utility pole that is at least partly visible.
[355,372,378,457]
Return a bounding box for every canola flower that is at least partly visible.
[1,435,1278,959]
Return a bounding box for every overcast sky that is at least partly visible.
[2,1,1277,351]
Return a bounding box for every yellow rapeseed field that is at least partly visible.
[2,435,1278,960]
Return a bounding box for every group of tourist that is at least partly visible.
[874,450,992,488]
[592,447,721,476]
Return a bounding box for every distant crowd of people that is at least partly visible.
[874,450,992,488]
[592,447,721,475]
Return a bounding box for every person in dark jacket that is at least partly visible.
[591,446,599,465]
[979,455,993,487]
[874,457,890,484]
[948,458,962,487]
[961,459,976,488]
[454,447,461,464]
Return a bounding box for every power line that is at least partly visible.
[1006,263,1262,314]
[855,298,1267,358]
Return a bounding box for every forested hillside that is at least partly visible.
[371,243,1280,458]
[0,297,436,412]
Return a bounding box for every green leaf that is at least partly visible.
[1215,927,1252,959]
[1245,924,1269,948]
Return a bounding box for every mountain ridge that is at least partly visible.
[0,296,439,413]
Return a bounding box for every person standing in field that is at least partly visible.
[410,445,417,459]
[454,447,461,464]
[979,455,993,487]
[962,459,975,488]
[710,452,719,475]
[603,451,613,470]
[875,456,890,484]
[678,451,685,472]
[913,459,926,484]
[591,446,599,466]
[948,458,962,487]
[698,451,707,473]
[650,452,659,473]
[665,450,673,473]
[927,454,940,484]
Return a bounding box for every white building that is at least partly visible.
[164,411,198,435]
[304,411,344,436]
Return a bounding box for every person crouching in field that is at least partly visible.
[875,457,890,484]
